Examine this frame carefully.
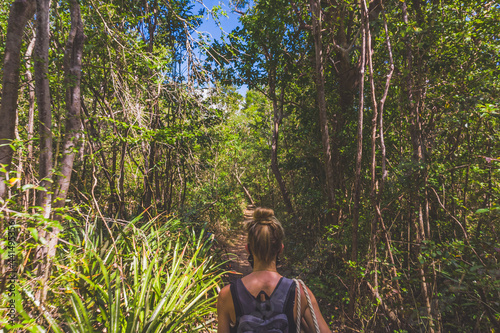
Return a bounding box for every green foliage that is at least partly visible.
[419,239,500,332]
[60,217,223,332]
[1,199,224,332]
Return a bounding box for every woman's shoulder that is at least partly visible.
[218,284,232,299]
[217,284,234,317]
[217,283,237,333]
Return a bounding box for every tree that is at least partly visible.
[33,0,52,220]
[35,0,85,302]
[0,0,35,199]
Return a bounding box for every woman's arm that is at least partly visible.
[300,284,331,333]
[217,285,233,333]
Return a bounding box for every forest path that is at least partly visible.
[220,205,255,282]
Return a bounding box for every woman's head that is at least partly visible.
[246,207,285,264]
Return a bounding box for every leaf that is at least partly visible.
[8,178,21,186]
[28,228,39,242]
[21,184,36,191]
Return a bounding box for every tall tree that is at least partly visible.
[308,0,336,222]
[0,0,36,199]
[350,0,366,317]
[33,0,52,218]
[35,0,85,302]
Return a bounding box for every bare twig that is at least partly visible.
[430,187,485,266]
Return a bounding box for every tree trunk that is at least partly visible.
[364,0,383,322]
[352,7,366,271]
[24,36,37,209]
[53,0,84,209]
[269,77,294,216]
[0,0,36,199]
[36,0,84,302]
[142,141,153,212]
[118,140,127,218]
[402,1,436,331]
[375,9,400,299]
[309,0,336,222]
[33,0,53,302]
[0,0,34,274]
[34,0,53,217]
[234,166,255,206]
[81,96,117,207]
[349,2,367,318]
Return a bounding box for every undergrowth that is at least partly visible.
[1,205,225,332]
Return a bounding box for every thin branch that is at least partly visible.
[430,187,485,266]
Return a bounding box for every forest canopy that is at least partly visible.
[0,0,499,332]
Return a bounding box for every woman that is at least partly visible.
[217,207,331,333]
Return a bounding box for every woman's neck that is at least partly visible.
[252,259,278,273]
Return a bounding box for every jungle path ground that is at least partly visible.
[220,206,255,282]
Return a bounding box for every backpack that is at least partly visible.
[230,277,295,333]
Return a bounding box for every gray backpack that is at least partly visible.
[230,277,295,333]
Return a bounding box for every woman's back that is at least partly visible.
[230,272,296,333]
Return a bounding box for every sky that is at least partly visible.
[191,1,248,96]
[194,1,242,41]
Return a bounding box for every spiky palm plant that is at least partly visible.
[59,216,224,332]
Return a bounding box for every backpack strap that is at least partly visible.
[230,280,244,320]
[269,277,294,313]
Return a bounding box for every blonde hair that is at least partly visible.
[246,207,285,264]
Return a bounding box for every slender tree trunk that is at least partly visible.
[402,1,435,331]
[309,0,336,222]
[270,108,293,215]
[33,0,53,302]
[0,0,34,273]
[34,0,53,217]
[165,148,174,213]
[118,140,127,219]
[234,166,255,206]
[378,7,402,300]
[140,1,160,217]
[363,1,392,324]
[269,77,294,216]
[110,145,118,215]
[364,6,404,323]
[352,5,366,272]
[53,0,84,214]
[34,0,53,301]
[24,36,37,209]
[349,3,367,319]
[81,98,116,194]
[0,0,36,199]
[36,0,84,302]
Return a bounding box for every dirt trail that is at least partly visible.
[220,205,255,282]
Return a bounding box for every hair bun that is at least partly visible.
[253,207,275,224]
[246,207,284,264]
